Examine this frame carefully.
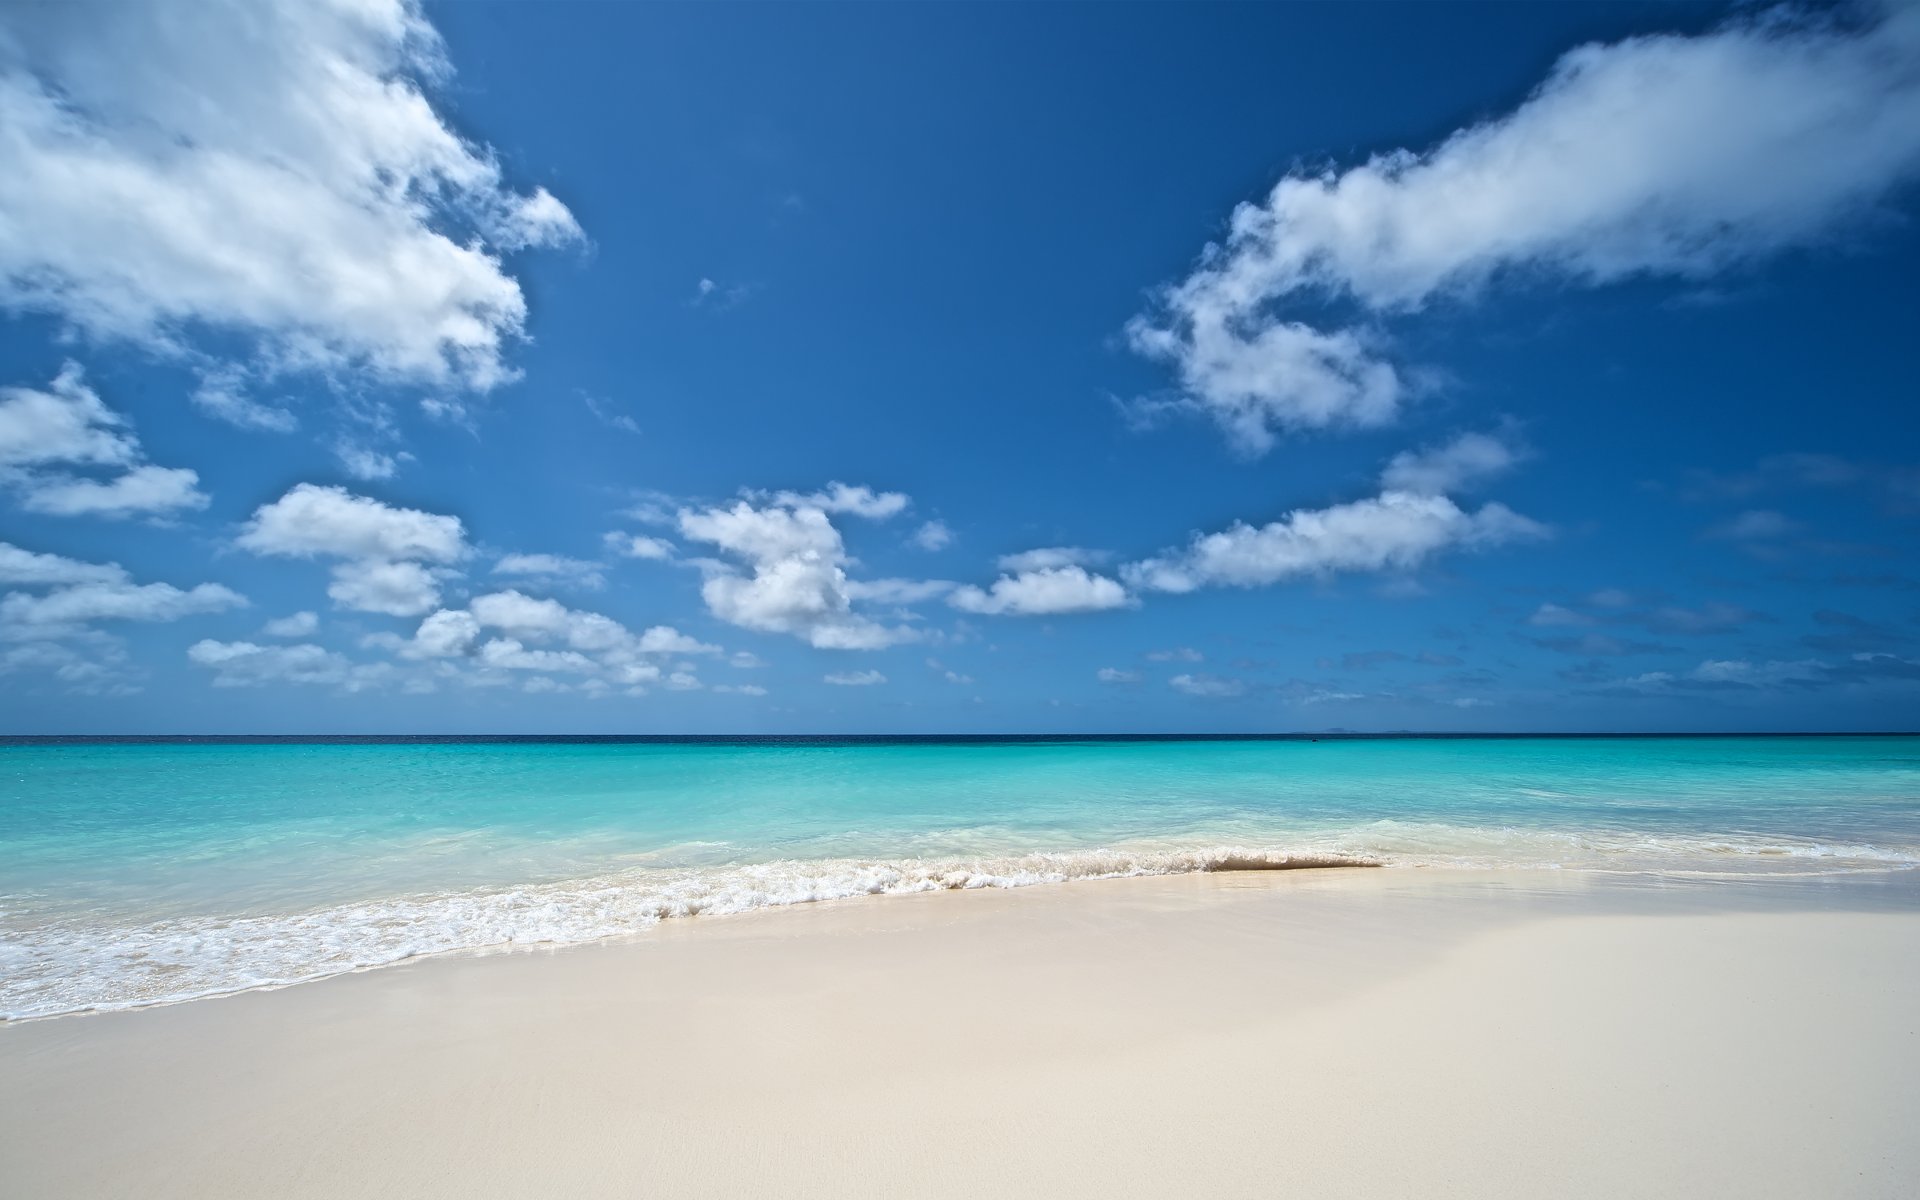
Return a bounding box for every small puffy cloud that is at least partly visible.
[0,365,208,518]
[1170,673,1246,698]
[237,484,468,563]
[327,559,443,617]
[1128,6,1920,452]
[492,553,605,591]
[729,651,766,669]
[713,683,768,696]
[768,482,910,520]
[400,608,481,659]
[0,0,581,399]
[635,626,720,655]
[1125,491,1545,594]
[678,493,917,650]
[824,669,886,686]
[1379,431,1522,495]
[0,541,128,586]
[1097,667,1142,684]
[603,532,675,561]
[19,465,208,519]
[909,520,953,551]
[949,566,1131,617]
[262,611,318,639]
[0,363,138,468]
[2,580,244,635]
[996,546,1108,573]
[191,368,297,433]
[477,638,598,675]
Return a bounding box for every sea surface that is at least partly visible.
[3,735,1918,1020]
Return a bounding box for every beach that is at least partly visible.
[5,866,1917,1198]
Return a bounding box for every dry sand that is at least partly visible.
[2,868,1917,1198]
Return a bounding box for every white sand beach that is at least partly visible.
[3,868,1917,1199]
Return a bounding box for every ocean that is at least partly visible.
[3,734,1917,1020]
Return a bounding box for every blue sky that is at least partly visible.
[1,0,1917,733]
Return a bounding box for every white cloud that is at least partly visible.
[1170,673,1246,698]
[0,363,137,467]
[1097,667,1142,684]
[996,546,1109,572]
[0,541,128,586]
[635,626,720,655]
[0,0,581,398]
[399,608,481,659]
[1129,6,1920,452]
[188,639,385,690]
[768,482,910,520]
[1379,431,1522,495]
[476,638,598,675]
[2,580,244,634]
[262,611,319,639]
[678,495,917,650]
[712,683,768,696]
[191,368,297,433]
[19,464,207,519]
[493,553,606,590]
[1124,491,1546,594]
[237,484,467,563]
[327,559,443,617]
[949,566,1132,617]
[333,443,403,482]
[729,651,766,669]
[824,669,886,686]
[909,520,953,551]
[0,364,209,518]
[387,591,719,688]
[603,532,675,561]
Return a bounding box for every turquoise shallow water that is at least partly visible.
[3,735,1918,1019]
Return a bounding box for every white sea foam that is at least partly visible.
[3,831,1915,1021]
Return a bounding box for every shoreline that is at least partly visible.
[4,867,1917,1197]
[9,854,1917,1024]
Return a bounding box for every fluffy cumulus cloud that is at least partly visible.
[678,491,919,650]
[237,483,468,617]
[0,0,581,405]
[1125,491,1545,594]
[949,566,1132,617]
[824,669,886,686]
[1129,6,1920,452]
[0,364,209,518]
[371,590,723,694]
[603,532,676,562]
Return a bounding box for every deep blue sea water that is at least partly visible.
[3,735,1918,1019]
